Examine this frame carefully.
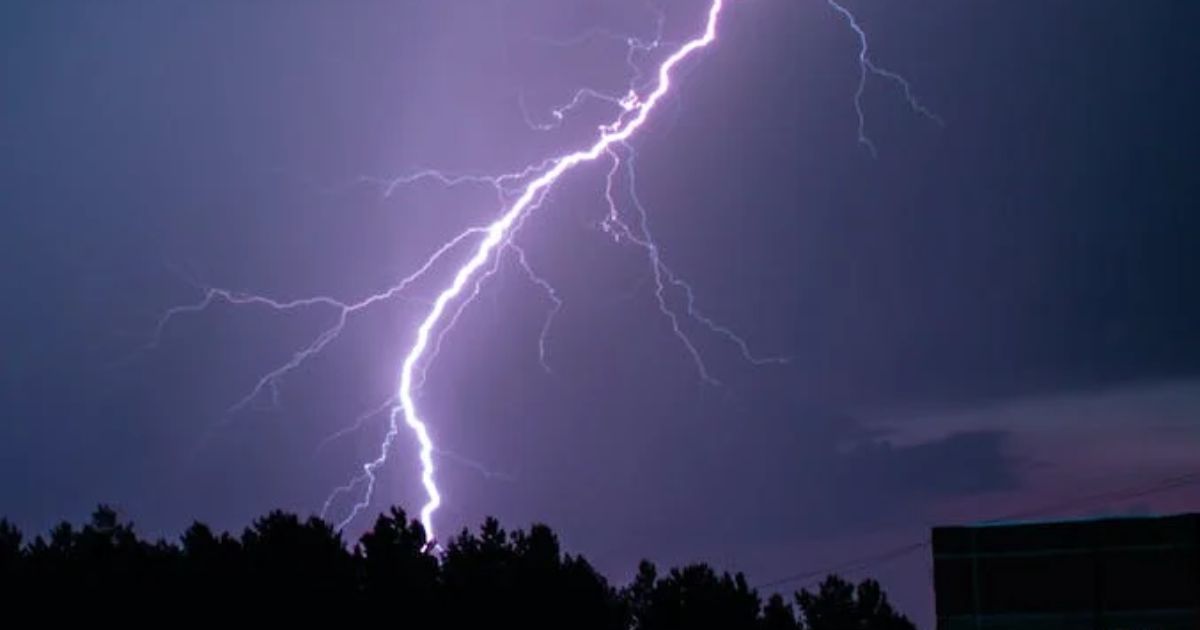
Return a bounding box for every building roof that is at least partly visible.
[933,512,1199,556]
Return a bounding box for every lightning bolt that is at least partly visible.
[365,0,729,542]
[520,6,667,133]
[152,0,934,548]
[510,243,562,373]
[825,0,942,157]
[600,144,791,382]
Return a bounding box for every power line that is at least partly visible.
[989,471,1200,523]
[753,470,1200,591]
[755,541,927,590]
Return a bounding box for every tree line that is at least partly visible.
[0,505,916,628]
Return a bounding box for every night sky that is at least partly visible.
[2,1,1198,625]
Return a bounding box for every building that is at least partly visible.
[932,513,1199,629]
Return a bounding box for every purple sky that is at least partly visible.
[3,1,1199,626]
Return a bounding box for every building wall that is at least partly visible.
[932,514,1199,630]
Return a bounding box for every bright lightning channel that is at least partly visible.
[152,0,936,549]
[351,0,730,543]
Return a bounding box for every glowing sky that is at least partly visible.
[2,1,1199,626]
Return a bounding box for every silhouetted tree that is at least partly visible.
[241,510,355,607]
[761,593,801,630]
[510,524,627,630]
[796,575,916,630]
[442,517,627,630]
[625,560,660,627]
[19,506,178,605]
[358,507,438,622]
[0,519,22,593]
[180,520,245,602]
[631,562,761,630]
[0,519,21,559]
[0,504,917,628]
[441,516,514,626]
